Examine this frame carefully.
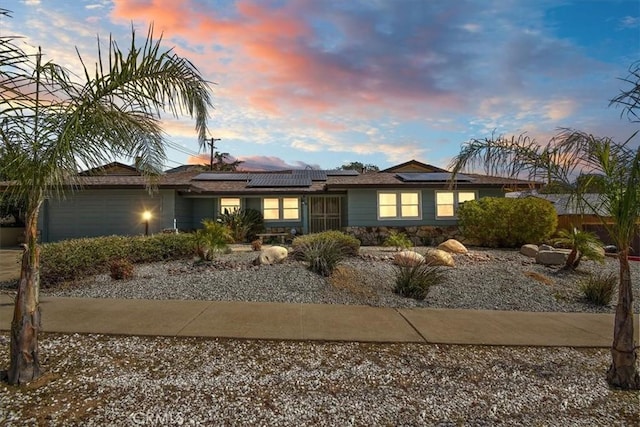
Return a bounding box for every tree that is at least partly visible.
[211,151,243,171]
[553,226,604,270]
[0,10,212,384]
[338,161,379,173]
[449,129,640,389]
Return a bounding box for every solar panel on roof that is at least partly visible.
[325,169,359,176]
[247,174,312,187]
[192,173,249,181]
[292,169,327,180]
[396,173,473,182]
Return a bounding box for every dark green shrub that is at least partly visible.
[292,230,360,257]
[217,208,264,243]
[457,197,557,247]
[394,261,446,300]
[109,258,134,280]
[296,239,346,276]
[40,233,194,285]
[580,273,616,306]
[383,231,412,251]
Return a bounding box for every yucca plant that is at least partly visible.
[580,273,617,306]
[218,208,264,243]
[394,261,445,300]
[297,240,346,277]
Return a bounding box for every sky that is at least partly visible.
[3,0,640,171]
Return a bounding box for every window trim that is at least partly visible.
[262,197,301,221]
[219,197,241,214]
[435,190,477,219]
[376,190,422,220]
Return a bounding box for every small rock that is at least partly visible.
[520,244,539,258]
[393,250,425,267]
[438,239,468,254]
[424,248,455,267]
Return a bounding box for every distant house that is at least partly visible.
[1,160,539,244]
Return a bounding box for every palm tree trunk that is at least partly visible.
[606,251,640,389]
[7,209,42,385]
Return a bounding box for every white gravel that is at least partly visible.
[36,247,640,313]
[1,334,639,426]
[1,247,639,425]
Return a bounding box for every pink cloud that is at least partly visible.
[110,0,464,120]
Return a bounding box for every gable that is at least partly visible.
[382,159,449,173]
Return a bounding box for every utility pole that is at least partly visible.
[208,137,221,171]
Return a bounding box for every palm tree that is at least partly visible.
[553,226,604,270]
[449,129,640,390]
[0,10,213,384]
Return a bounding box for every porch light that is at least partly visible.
[142,211,152,236]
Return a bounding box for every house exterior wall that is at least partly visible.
[174,194,193,231]
[191,198,216,229]
[40,189,175,242]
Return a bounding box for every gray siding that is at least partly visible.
[191,198,216,228]
[346,188,507,227]
[174,194,193,230]
[41,189,175,242]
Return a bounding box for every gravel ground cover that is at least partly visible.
[33,247,640,313]
[1,334,639,426]
[1,246,639,425]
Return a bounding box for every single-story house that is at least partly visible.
[1,160,538,245]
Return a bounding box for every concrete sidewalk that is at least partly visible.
[1,294,637,347]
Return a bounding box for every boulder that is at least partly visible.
[520,244,539,258]
[255,246,288,265]
[393,250,425,267]
[438,239,468,254]
[423,248,455,267]
[539,244,554,252]
[536,250,568,266]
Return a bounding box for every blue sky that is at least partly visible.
[3,0,639,171]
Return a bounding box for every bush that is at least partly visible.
[383,231,412,251]
[394,261,446,300]
[40,233,194,285]
[291,230,360,257]
[580,273,616,306]
[458,197,557,247]
[217,208,264,243]
[109,258,134,280]
[296,240,346,276]
[193,219,234,260]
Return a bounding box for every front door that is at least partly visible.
[309,196,341,233]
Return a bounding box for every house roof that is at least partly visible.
[0,161,542,194]
[79,162,140,176]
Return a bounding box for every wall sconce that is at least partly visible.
[142,211,152,236]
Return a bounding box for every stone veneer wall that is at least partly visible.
[343,225,461,246]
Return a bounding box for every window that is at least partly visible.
[436,191,476,218]
[263,197,300,221]
[377,191,421,220]
[220,198,241,214]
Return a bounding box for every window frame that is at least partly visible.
[435,190,477,219]
[262,197,300,221]
[376,190,422,220]
[219,197,241,215]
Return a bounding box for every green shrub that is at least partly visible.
[580,273,616,306]
[40,233,194,285]
[291,230,360,257]
[296,239,346,276]
[394,261,446,300]
[193,219,234,260]
[457,197,557,247]
[109,258,134,280]
[217,208,264,243]
[383,231,412,251]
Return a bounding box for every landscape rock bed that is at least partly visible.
[34,247,640,313]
